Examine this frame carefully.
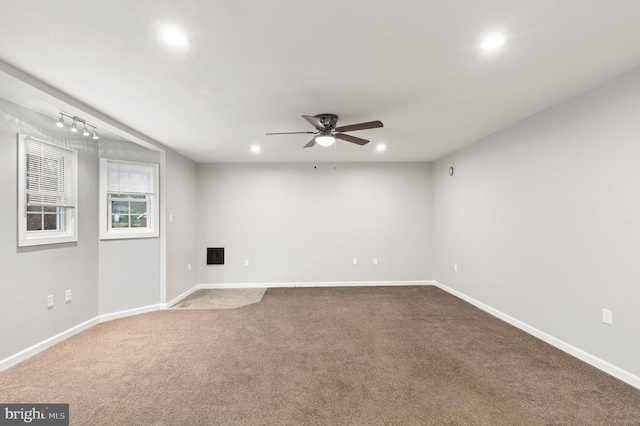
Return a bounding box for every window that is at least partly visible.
[100,159,159,239]
[109,194,148,229]
[27,206,63,231]
[17,134,78,247]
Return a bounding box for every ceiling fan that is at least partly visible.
[266,114,383,148]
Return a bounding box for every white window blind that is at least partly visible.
[25,137,77,207]
[107,160,157,195]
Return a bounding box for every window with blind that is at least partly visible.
[17,134,78,247]
[99,158,159,239]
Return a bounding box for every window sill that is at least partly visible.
[100,228,159,241]
[19,232,77,247]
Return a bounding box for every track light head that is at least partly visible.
[57,112,99,140]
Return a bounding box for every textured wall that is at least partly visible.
[98,140,162,315]
[197,162,433,285]
[165,148,198,302]
[433,69,640,377]
[0,98,99,361]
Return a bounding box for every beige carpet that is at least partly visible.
[1,286,640,425]
[171,288,266,310]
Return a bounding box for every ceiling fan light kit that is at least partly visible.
[315,135,336,146]
[266,113,383,149]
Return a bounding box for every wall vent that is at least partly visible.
[207,247,225,265]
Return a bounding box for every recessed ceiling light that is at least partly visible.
[376,144,386,152]
[250,145,261,153]
[162,28,189,47]
[480,34,506,50]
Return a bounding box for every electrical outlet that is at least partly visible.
[454,264,458,272]
[244,259,249,267]
[65,289,72,302]
[603,309,613,325]
[188,263,191,271]
[169,214,174,223]
[373,258,378,265]
[353,258,358,265]
[47,295,54,308]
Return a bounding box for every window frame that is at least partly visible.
[17,134,78,247]
[99,158,159,240]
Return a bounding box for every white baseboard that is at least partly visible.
[0,304,165,372]
[165,285,201,308]
[0,317,98,372]
[97,303,165,323]
[198,280,435,289]
[433,281,640,391]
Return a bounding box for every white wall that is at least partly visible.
[0,98,99,361]
[197,162,433,285]
[98,140,162,315]
[433,68,640,378]
[165,148,198,302]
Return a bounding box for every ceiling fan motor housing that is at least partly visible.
[316,114,338,130]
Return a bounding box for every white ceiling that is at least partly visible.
[1,1,640,163]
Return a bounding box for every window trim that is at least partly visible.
[99,158,159,240]
[17,134,78,247]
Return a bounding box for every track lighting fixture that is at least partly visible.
[56,112,99,140]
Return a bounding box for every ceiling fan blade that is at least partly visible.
[334,120,383,133]
[302,115,325,130]
[303,138,316,148]
[265,131,316,135]
[335,133,369,145]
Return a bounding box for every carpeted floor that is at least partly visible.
[1,286,640,425]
